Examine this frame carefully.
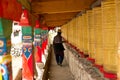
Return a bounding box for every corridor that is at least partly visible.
[48,46,74,80]
[0,0,120,80]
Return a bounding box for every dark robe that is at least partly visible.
[53,34,65,55]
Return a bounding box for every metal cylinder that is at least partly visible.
[102,0,117,73]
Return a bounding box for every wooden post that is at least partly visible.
[34,22,44,79]
[0,18,12,80]
[19,10,34,80]
[34,22,42,63]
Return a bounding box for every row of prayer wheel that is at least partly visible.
[61,0,120,79]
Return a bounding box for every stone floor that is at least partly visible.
[48,48,74,80]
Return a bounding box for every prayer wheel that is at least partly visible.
[67,23,71,44]
[76,17,80,50]
[115,0,120,79]
[87,10,95,59]
[71,20,74,45]
[102,0,117,73]
[78,16,84,52]
[72,19,75,46]
[93,7,103,65]
[82,14,89,55]
[81,15,85,53]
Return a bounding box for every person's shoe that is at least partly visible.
[57,63,60,65]
[59,64,62,67]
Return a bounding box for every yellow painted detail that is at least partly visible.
[0,55,12,64]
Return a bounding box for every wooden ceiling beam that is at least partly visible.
[18,0,31,11]
[46,20,67,26]
[31,0,96,14]
[46,19,70,22]
[43,12,78,21]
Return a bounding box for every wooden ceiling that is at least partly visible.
[20,0,97,27]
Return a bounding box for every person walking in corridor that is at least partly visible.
[53,29,65,66]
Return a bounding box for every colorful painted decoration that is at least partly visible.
[22,27,33,80]
[11,21,22,57]
[0,71,2,80]
[34,25,42,63]
[0,64,8,80]
[0,37,12,80]
[19,9,34,79]
[34,28,41,47]
[23,44,32,59]
[0,18,3,36]
[0,37,7,56]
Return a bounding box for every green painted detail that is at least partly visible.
[1,18,12,40]
[34,28,41,34]
[41,29,44,33]
[0,18,12,53]
[0,35,4,38]
[45,30,48,34]
[22,27,32,35]
[39,29,48,35]
[42,30,48,34]
[0,18,3,35]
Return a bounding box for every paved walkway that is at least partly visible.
[48,47,74,80]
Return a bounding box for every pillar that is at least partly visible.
[0,18,12,80]
[34,21,42,63]
[19,10,34,80]
[34,21,44,80]
[11,21,22,80]
[41,29,48,64]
